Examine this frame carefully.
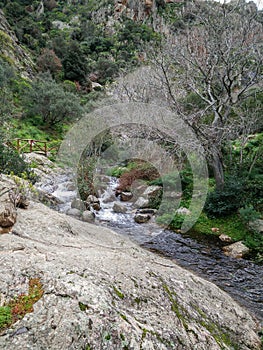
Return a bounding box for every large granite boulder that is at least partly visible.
[0,190,261,349]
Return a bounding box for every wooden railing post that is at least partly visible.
[10,138,58,157]
[17,139,20,153]
[29,140,33,153]
[44,142,47,157]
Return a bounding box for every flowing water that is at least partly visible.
[41,173,263,325]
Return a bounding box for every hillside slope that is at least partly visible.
[0,9,34,78]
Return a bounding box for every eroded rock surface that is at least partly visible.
[0,180,261,349]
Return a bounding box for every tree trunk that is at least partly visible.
[211,150,224,190]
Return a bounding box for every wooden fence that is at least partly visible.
[8,139,58,157]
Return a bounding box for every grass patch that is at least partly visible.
[113,286,125,299]
[193,213,247,241]
[0,278,44,333]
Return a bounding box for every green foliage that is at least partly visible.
[0,278,44,333]
[62,41,89,84]
[0,58,15,122]
[204,177,245,218]
[244,176,263,212]
[106,161,138,178]
[239,206,261,225]
[193,213,246,240]
[181,92,206,113]
[0,306,12,330]
[22,73,84,128]
[150,168,193,201]
[0,142,35,180]
[77,156,97,199]
[106,166,128,178]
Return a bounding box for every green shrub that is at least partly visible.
[106,166,128,178]
[239,206,261,225]
[204,177,245,218]
[244,175,263,213]
[0,306,12,330]
[0,143,36,182]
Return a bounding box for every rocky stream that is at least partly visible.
[38,169,263,327]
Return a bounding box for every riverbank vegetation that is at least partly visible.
[0,0,262,261]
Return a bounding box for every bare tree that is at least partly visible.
[149,0,263,188]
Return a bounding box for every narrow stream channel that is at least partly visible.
[39,173,263,325]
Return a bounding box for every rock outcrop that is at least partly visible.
[0,177,261,349]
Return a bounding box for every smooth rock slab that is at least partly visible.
[0,181,261,350]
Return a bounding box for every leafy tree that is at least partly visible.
[62,41,89,84]
[22,73,84,128]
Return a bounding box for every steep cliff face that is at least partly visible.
[0,10,35,78]
[114,0,181,33]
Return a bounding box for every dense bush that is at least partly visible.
[204,177,245,218]
[0,142,35,181]
[22,73,84,128]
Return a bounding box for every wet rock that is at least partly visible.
[82,210,95,223]
[134,196,149,209]
[102,193,116,204]
[176,207,191,215]
[71,198,86,211]
[66,208,81,218]
[120,192,133,202]
[137,208,157,215]
[143,185,162,198]
[86,195,101,211]
[91,202,101,211]
[86,195,100,204]
[219,234,233,243]
[134,213,151,223]
[64,182,76,191]
[113,202,127,213]
[223,242,250,258]
[0,204,17,228]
